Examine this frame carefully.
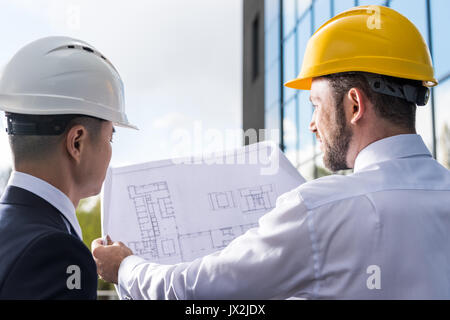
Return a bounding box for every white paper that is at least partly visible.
[101,141,306,264]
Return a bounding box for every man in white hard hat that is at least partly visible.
[0,36,136,299]
[92,6,450,299]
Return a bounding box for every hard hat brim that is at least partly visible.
[0,93,139,130]
[114,122,139,130]
[284,77,313,90]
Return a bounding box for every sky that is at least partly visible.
[0,0,243,171]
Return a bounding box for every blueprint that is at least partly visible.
[101,141,306,264]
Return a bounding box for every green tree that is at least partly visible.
[76,197,115,294]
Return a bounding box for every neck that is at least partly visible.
[14,160,81,208]
[348,126,416,168]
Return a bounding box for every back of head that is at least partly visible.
[321,72,421,132]
[7,114,104,165]
[0,36,137,165]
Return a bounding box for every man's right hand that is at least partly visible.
[91,235,133,284]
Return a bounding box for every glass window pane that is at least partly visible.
[265,20,280,70]
[283,98,298,166]
[431,0,450,81]
[265,0,280,31]
[333,0,355,16]
[265,103,281,145]
[283,0,297,38]
[313,0,332,31]
[297,0,313,19]
[265,61,280,108]
[283,34,297,101]
[297,10,312,73]
[434,80,450,168]
[358,0,387,6]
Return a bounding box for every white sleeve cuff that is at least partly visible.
[117,255,147,300]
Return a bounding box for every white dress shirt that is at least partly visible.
[7,171,82,240]
[117,134,450,299]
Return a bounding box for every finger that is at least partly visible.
[92,243,106,258]
[106,235,113,245]
[91,238,104,251]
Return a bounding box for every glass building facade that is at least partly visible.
[263,0,450,180]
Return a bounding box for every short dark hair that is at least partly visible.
[9,115,105,164]
[321,72,419,131]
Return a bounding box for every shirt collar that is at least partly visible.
[7,171,83,240]
[353,134,432,173]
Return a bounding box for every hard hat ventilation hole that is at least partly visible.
[82,46,94,53]
[48,44,119,73]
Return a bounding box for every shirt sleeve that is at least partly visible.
[117,188,316,300]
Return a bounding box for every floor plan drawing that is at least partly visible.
[238,184,276,213]
[178,223,258,262]
[208,191,236,211]
[126,181,264,262]
[127,182,181,261]
[102,142,306,265]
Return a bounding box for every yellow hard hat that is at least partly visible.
[284,5,438,90]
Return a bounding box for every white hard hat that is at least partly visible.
[0,36,137,130]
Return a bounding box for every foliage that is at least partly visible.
[76,197,115,291]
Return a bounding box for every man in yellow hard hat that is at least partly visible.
[92,6,450,299]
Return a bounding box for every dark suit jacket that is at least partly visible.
[0,186,97,299]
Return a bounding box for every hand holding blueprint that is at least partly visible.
[102,142,306,264]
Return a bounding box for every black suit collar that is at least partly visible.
[0,185,70,234]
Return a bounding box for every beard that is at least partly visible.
[322,103,353,172]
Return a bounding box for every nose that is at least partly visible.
[309,110,317,133]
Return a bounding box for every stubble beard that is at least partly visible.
[322,103,353,172]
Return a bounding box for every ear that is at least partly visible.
[346,88,366,125]
[65,125,87,164]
